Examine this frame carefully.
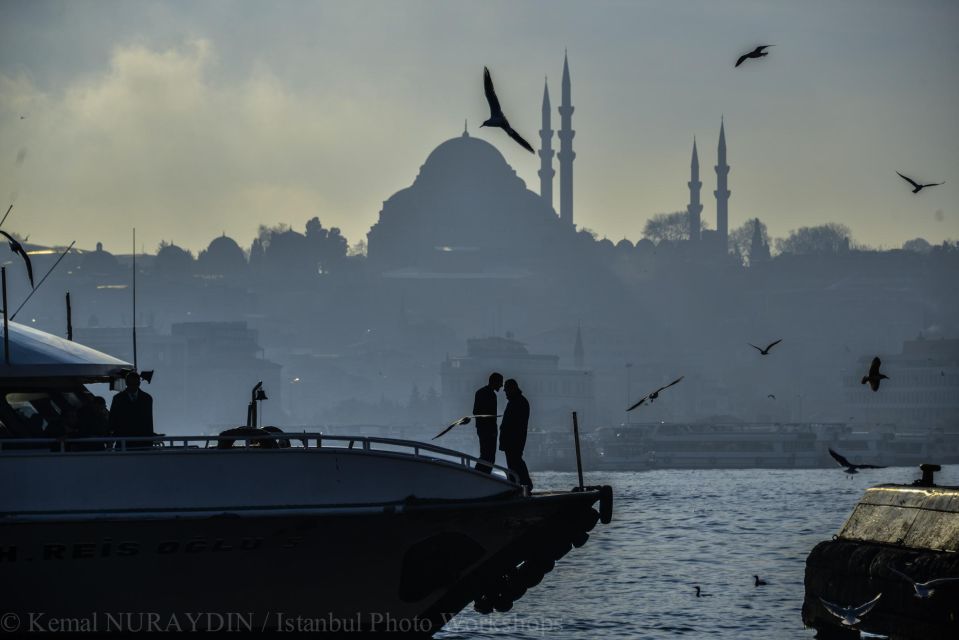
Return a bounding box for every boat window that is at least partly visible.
[5,392,60,432]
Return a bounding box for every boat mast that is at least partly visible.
[132,228,138,371]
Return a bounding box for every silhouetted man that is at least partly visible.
[499,378,532,491]
[110,371,155,449]
[473,372,503,473]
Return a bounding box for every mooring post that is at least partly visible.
[572,411,584,490]
[2,266,9,365]
[65,291,73,341]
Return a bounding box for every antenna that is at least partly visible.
[132,228,138,371]
[10,241,76,320]
[0,204,12,229]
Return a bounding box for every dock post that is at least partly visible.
[66,291,73,340]
[572,411,584,490]
[2,267,8,365]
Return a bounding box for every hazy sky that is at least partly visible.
[1,0,957,254]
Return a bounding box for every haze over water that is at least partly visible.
[438,465,959,639]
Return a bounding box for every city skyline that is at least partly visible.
[1,0,957,254]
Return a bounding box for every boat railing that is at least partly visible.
[0,432,520,484]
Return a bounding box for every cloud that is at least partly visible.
[0,39,381,252]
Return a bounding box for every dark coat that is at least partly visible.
[109,390,154,438]
[473,385,498,431]
[499,392,529,452]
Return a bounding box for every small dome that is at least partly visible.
[198,234,247,275]
[616,238,634,251]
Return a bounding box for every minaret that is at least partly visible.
[558,51,576,227]
[714,118,730,251]
[687,137,702,243]
[538,78,555,210]
[574,324,585,369]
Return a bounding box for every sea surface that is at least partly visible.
[436,465,959,639]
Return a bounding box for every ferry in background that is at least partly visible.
[590,422,959,471]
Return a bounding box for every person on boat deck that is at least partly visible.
[499,378,533,491]
[109,371,155,448]
[473,372,503,473]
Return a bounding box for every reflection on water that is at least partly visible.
[437,465,958,639]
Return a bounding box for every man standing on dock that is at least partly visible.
[473,372,503,473]
[500,378,532,491]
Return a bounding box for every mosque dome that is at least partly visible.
[367,130,573,273]
[198,234,247,276]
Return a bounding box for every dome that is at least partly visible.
[417,131,516,184]
[616,238,634,251]
[198,233,247,276]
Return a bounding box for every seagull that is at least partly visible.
[735,45,774,68]
[897,172,943,194]
[0,229,34,288]
[749,339,782,355]
[767,394,776,400]
[432,414,501,440]
[829,448,885,474]
[861,357,888,392]
[888,565,959,599]
[481,67,535,154]
[627,376,684,411]
[693,586,713,597]
[754,575,768,587]
[818,593,882,627]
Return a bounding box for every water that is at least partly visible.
[437,465,959,639]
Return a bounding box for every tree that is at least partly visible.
[643,211,710,244]
[729,218,771,265]
[775,223,852,255]
[902,237,932,254]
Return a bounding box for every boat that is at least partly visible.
[591,422,959,471]
[0,321,612,635]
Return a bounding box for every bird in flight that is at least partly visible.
[861,357,888,392]
[754,575,768,587]
[896,172,943,194]
[749,339,782,355]
[433,414,501,440]
[828,448,885,475]
[627,376,684,411]
[887,565,959,599]
[819,593,882,627]
[481,67,535,154]
[735,45,774,68]
[0,229,34,288]
[767,394,776,400]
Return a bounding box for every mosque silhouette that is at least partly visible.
[367,53,734,275]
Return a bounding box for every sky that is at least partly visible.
[1,0,957,254]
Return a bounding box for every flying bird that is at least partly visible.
[767,394,776,400]
[818,593,882,627]
[0,229,34,288]
[887,565,959,599]
[829,448,885,474]
[754,575,768,587]
[735,45,774,68]
[896,172,943,194]
[481,67,535,154]
[433,414,501,440]
[627,376,684,411]
[749,339,782,355]
[861,357,888,392]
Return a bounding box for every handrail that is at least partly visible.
[0,432,520,484]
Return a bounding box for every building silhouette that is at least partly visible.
[557,52,576,227]
[686,138,702,243]
[538,78,555,211]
